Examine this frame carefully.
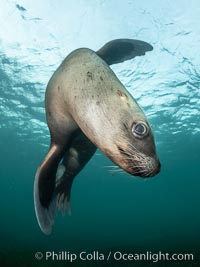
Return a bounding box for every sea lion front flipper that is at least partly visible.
[96,38,153,65]
[34,144,65,235]
[55,132,97,214]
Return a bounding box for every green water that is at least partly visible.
[0,0,200,266]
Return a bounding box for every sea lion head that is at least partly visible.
[86,86,161,178]
[114,117,161,178]
[105,108,161,177]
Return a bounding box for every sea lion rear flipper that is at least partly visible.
[96,38,153,65]
[34,145,65,235]
[55,132,97,214]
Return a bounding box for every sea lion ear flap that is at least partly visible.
[96,39,153,66]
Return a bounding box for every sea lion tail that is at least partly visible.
[34,145,64,235]
[96,38,153,65]
[34,168,57,235]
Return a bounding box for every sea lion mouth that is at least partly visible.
[117,146,161,178]
[131,161,161,178]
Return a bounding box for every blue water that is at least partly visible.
[0,0,200,266]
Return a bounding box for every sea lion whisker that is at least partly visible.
[124,148,142,158]
[123,155,145,165]
[127,163,146,170]
[109,168,124,173]
[127,146,147,159]
[102,165,119,169]
[103,165,122,172]
[128,143,141,153]
[108,169,124,175]
[124,157,146,165]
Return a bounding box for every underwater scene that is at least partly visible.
[0,0,199,266]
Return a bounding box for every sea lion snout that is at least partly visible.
[141,160,161,178]
[130,157,161,178]
[127,158,161,178]
[116,138,160,178]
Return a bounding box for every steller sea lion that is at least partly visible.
[34,39,161,235]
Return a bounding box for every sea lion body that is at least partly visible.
[34,39,161,235]
[46,48,157,173]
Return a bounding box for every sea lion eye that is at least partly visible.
[132,122,148,138]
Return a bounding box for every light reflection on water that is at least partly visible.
[0,0,199,259]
